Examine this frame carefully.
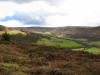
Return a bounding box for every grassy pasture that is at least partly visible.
[0,29,26,35]
[88,41,100,47]
[73,47,100,54]
[37,37,83,48]
[7,30,26,35]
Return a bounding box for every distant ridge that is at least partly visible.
[0,25,8,31]
[14,26,100,41]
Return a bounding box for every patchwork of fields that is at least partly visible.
[36,36,100,55]
[37,37,83,48]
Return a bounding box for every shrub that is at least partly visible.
[1,32,11,41]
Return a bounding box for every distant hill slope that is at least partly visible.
[14,27,55,32]
[0,25,26,35]
[14,26,100,41]
[14,26,93,34]
[0,25,8,31]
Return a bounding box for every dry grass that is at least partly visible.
[0,42,100,75]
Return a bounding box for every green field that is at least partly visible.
[88,41,100,47]
[73,47,100,54]
[37,37,100,55]
[37,37,83,48]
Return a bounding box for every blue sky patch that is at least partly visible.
[0,14,45,25]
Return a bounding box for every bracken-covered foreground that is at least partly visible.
[0,42,100,75]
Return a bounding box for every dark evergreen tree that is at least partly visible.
[1,32,10,41]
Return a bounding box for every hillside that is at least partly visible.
[0,25,26,35]
[14,27,55,32]
[0,25,100,74]
[15,26,100,41]
[0,42,100,75]
[0,25,7,31]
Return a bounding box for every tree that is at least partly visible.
[1,32,10,41]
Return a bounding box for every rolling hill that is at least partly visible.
[15,26,100,41]
[0,25,100,74]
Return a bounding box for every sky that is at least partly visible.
[0,0,100,27]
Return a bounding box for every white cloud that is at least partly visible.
[45,0,100,27]
[0,0,63,4]
[0,20,24,27]
[0,20,37,27]
[0,0,100,27]
[0,2,16,18]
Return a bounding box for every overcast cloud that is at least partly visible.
[0,0,60,3]
[0,0,34,3]
[0,0,100,27]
